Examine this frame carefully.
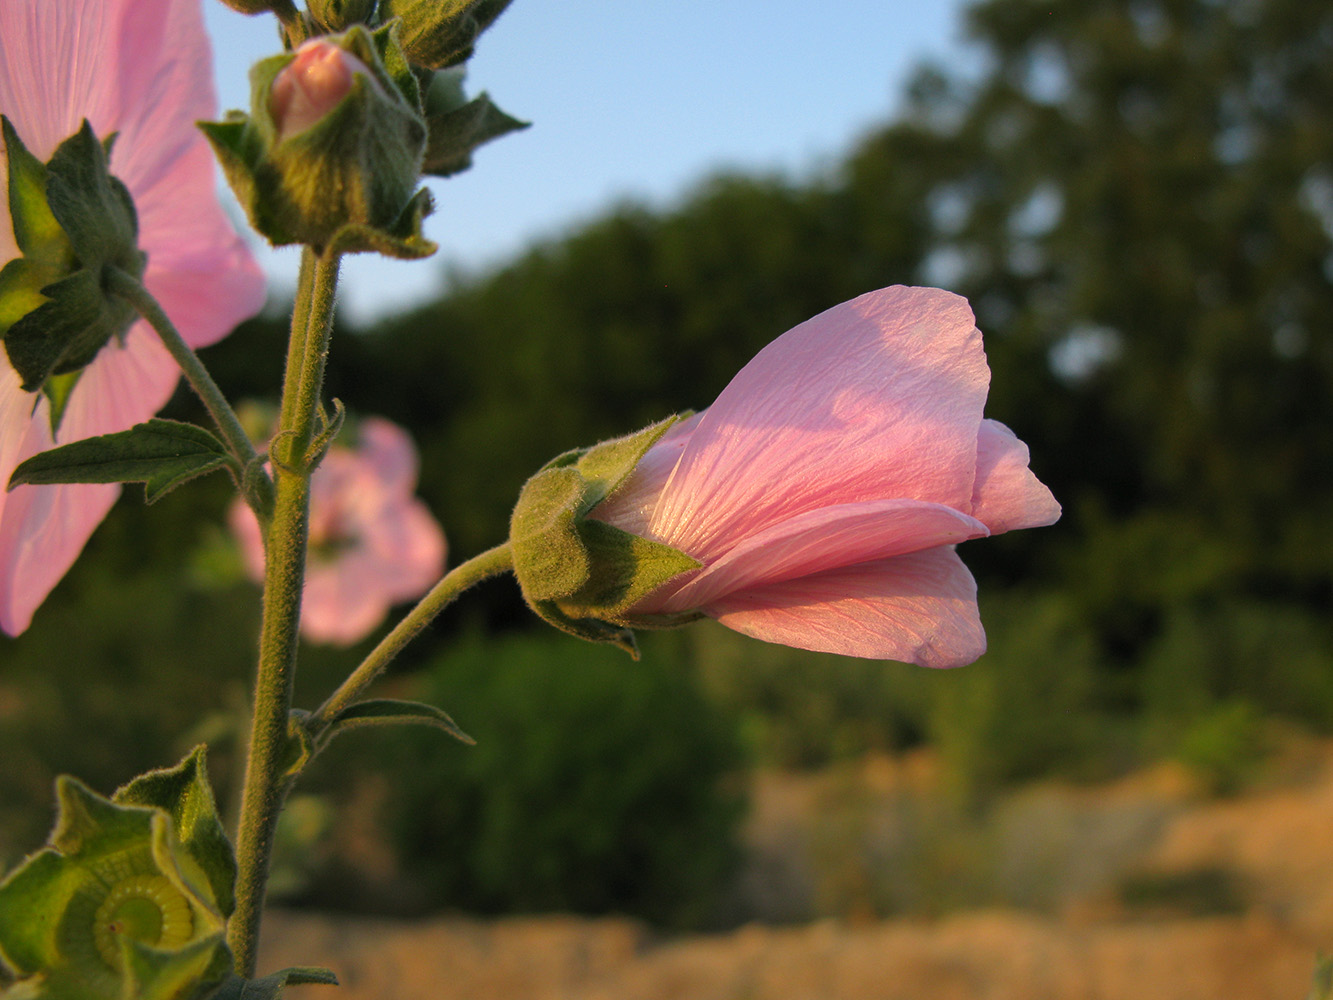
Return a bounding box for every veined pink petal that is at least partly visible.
[643,499,988,614]
[970,419,1062,534]
[592,412,700,539]
[644,287,990,564]
[0,0,266,635]
[0,330,172,634]
[707,547,985,668]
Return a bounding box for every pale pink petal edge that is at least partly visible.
[705,546,985,668]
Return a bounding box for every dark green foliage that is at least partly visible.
[369,631,744,927]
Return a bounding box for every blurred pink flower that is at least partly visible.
[230,418,447,646]
[0,0,266,635]
[592,285,1061,668]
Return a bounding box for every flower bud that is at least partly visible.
[201,25,433,257]
[269,39,373,140]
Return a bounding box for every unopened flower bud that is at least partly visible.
[201,25,433,257]
[269,39,374,140]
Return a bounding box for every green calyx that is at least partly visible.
[201,24,433,258]
[419,68,528,178]
[0,118,147,430]
[0,748,235,1000]
[378,0,513,69]
[510,415,703,657]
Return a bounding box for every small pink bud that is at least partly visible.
[269,39,372,140]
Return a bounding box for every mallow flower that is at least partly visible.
[586,285,1061,668]
[230,417,446,646]
[0,0,266,635]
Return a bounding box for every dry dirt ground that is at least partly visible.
[260,742,1333,1000]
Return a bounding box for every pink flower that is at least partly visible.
[0,0,266,635]
[230,418,447,646]
[591,286,1061,668]
[269,39,373,141]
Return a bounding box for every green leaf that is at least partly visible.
[113,747,237,919]
[8,418,233,502]
[210,966,339,1000]
[422,91,528,178]
[325,698,475,745]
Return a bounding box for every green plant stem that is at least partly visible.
[310,542,514,733]
[106,266,259,477]
[227,250,341,978]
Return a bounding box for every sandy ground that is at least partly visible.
[259,744,1333,1000]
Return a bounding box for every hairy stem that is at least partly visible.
[227,250,341,977]
[310,543,514,733]
[106,266,261,481]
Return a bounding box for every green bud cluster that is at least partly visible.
[0,120,147,430]
[202,25,433,257]
[510,416,703,658]
[0,750,234,1000]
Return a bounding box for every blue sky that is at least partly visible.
[204,1,974,323]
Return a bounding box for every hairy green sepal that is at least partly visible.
[8,418,235,503]
[378,0,512,69]
[420,69,528,178]
[0,119,146,428]
[201,25,432,257]
[0,748,234,1000]
[510,416,702,657]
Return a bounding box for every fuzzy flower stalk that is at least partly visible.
[230,417,446,646]
[513,285,1061,668]
[0,0,266,635]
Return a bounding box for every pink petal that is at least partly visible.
[302,558,394,647]
[0,0,264,634]
[0,327,178,634]
[706,547,986,668]
[648,499,988,613]
[357,417,422,496]
[644,286,990,563]
[970,419,1062,535]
